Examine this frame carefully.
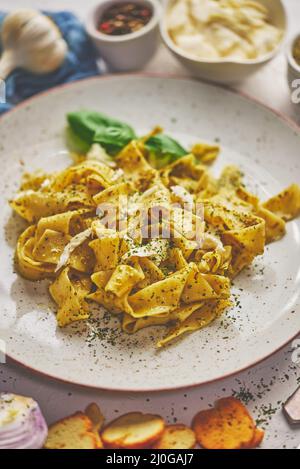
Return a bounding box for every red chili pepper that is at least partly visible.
[100,21,111,30]
[140,9,150,17]
[98,3,152,35]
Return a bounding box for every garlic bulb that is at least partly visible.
[0,9,68,79]
[0,393,48,449]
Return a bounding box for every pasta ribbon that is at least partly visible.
[10,126,300,346]
[49,268,91,326]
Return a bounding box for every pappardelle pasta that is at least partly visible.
[10,111,300,347]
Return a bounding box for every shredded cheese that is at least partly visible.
[55,228,92,272]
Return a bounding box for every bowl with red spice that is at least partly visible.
[87,0,161,72]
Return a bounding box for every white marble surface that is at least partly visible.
[0,0,300,449]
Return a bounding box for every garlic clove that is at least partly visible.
[0,50,15,79]
[0,9,68,79]
[23,38,68,75]
[1,9,38,46]
[0,393,48,449]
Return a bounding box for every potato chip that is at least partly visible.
[192,397,255,449]
[85,402,105,432]
[152,424,196,449]
[243,427,265,449]
[101,412,165,449]
[44,412,103,449]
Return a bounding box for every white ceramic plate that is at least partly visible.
[0,76,299,391]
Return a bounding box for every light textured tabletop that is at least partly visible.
[0,0,300,449]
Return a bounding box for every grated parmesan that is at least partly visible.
[170,185,194,210]
[55,228,92,272]
[201,233,225,253]
[121,238,169,266]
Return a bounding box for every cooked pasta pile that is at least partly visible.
[10,132,300,347]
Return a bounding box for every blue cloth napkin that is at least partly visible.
[0,11,100,114]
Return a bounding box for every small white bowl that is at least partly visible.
[86,0,161,72]
[160,0,287,84]
[287,33,300,91]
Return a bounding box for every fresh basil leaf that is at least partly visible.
[67,111,136,155]
[148,152,171,169]
[65,126,91,154]
[145,134,187,168]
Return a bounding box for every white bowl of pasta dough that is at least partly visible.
[160,0,287,84]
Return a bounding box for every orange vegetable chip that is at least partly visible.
[243,427,265,449]
[152,424,196,449]
[192,397,256,449]
[101,412,165,449]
